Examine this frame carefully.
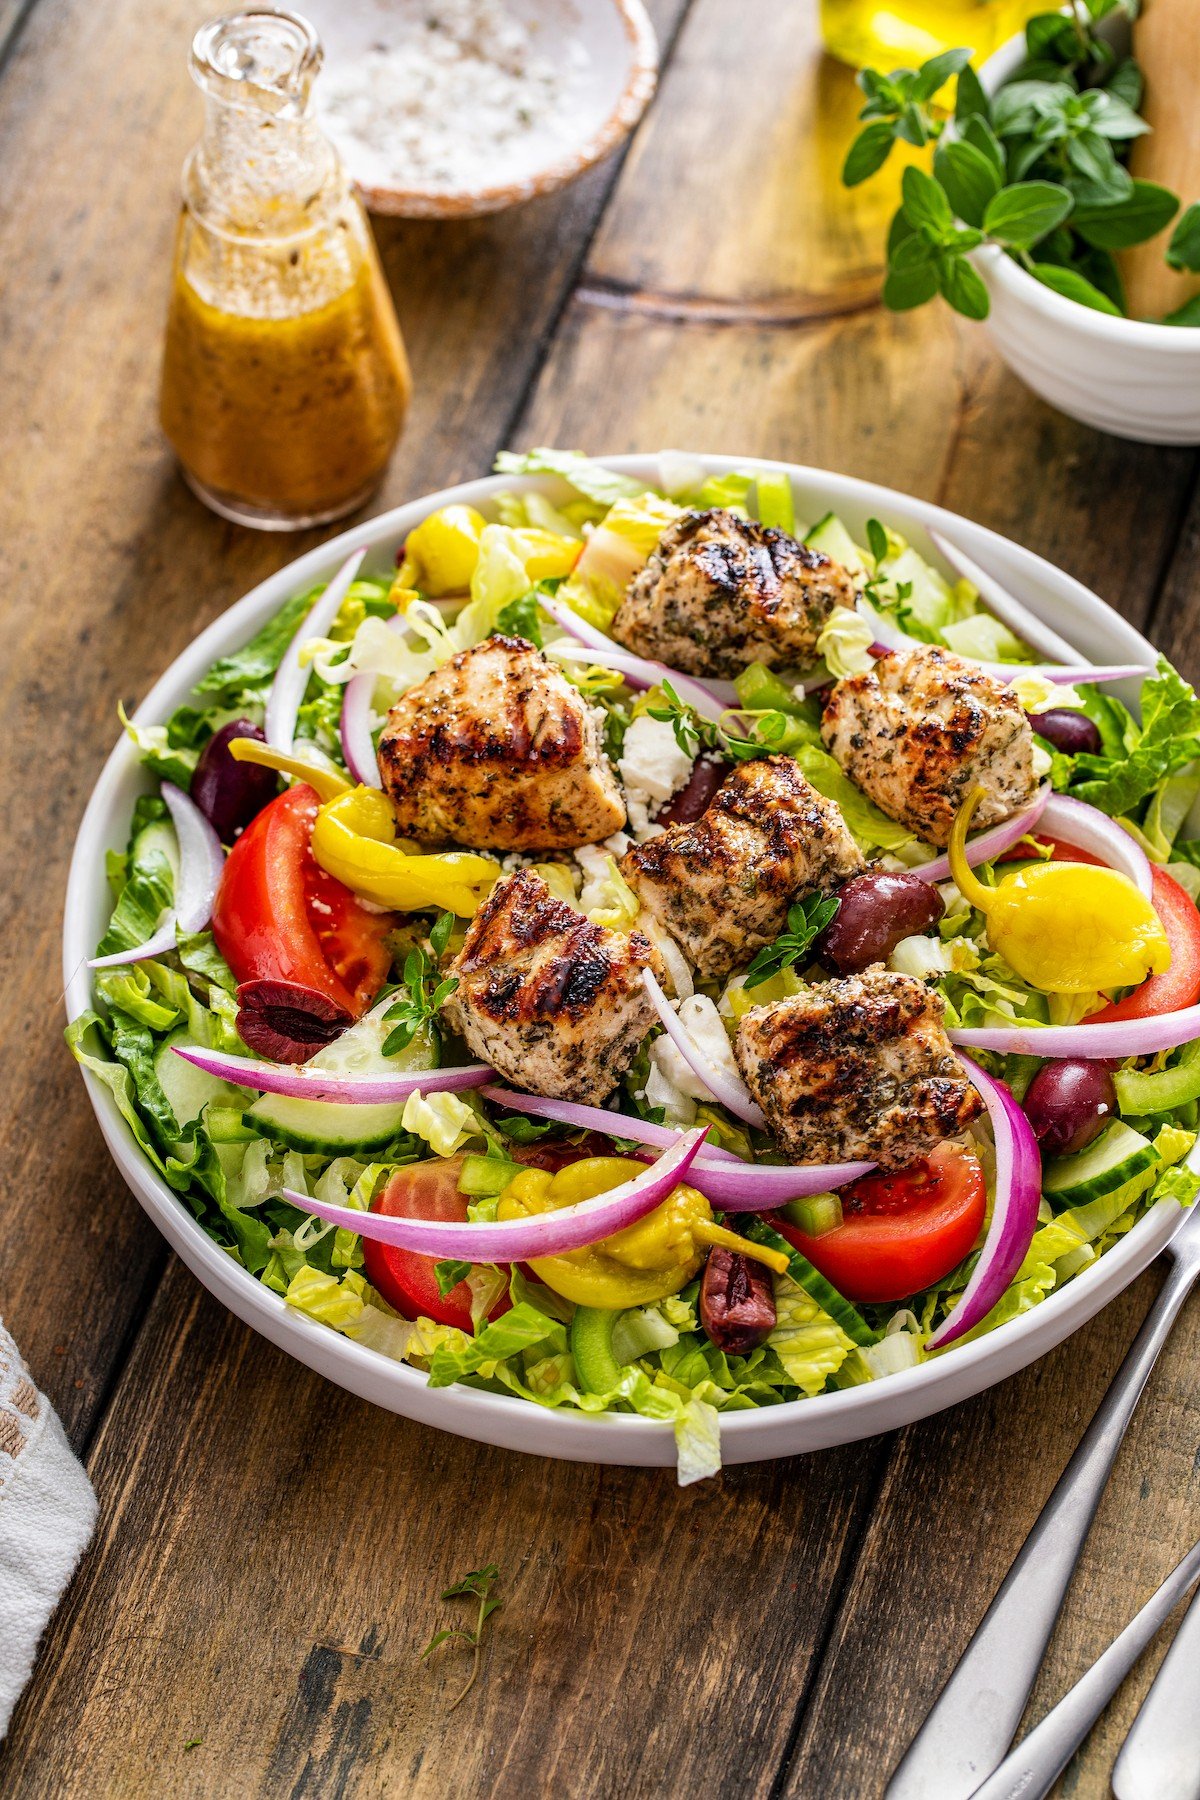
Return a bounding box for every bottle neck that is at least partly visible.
[185,9,343,242]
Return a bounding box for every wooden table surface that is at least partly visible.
[2,2,1199,1795]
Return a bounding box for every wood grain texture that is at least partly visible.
[0,0,685,1443]
[3,0,1200,1792]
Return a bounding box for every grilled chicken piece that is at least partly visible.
[378,634,625,852]
[621,756,864,982]
[821,645,1039,850]
[443,869,661,1104]
[611,508,857,678]
[735,970,982,1169]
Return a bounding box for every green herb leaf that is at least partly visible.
[843,120,896,187]
[983,180,1073,247]
[901,165,954,235]
[1164,294,1200,327]
[421,1563,503,1711]
[882,261,940,311]
[910,46,972,103]
[954,60,990,126]
[933,140,1002,228]
[1167,204,1200,275]
[742,893,839,990]
[1073,181,1179,250]
[1030,262,1123,315]
[865,518,889,565]
[936,254,991,319]
[962,113,1006,176]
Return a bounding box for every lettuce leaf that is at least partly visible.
[1071,660,1200,818]
[197,587,313,701]
[769,1279,854,1396]
[794,744,914,853]
[492,448,646,510]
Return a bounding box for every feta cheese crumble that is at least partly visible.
[618,713,693,840]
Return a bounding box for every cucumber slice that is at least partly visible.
[153,1029,243,1129]
[1043,1121,1159,1206]
[244,1092,410,1155]
[803,512,871,584]
[739,1217,877,1346]
[570,1307,626,1395]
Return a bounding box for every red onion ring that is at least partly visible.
[914,785,1051,885]
[926,529,1090,666]
[170,1044,493,1104]
[540,598,729,720]
[924,1055,1042,1351]
[340,674,380,788]
[90,782,224,968]
[641,969,766,1128]
[951,1008,1200,1059]
[1040,794,1153,898]
[265,547,367,756]
[280,1127,709,1260]
[480,1085,873,1207]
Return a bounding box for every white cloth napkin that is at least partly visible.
[0,1318,97,1738]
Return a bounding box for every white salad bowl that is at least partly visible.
[972,27,1200,446]
[63,455,1192,1470]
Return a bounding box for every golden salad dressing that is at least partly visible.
[159,11,410,530]
[819,0,1044,70]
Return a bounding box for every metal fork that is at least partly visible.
[886,1201,1200,1800]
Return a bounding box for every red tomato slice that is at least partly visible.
[1089,864,1200,1023]
[775,1145,987,1304]
[363,1137,618,1329]
[364,1156,514,1330]
[212,784,392,1017]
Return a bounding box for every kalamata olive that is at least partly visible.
[657,756,730,827]
[1022,1059,1117,1156]
[191,719,280,844]
[235,979,352,1064]
[814,870,946,974]
[699,1247,777,1354]
[1027,708,1102,756]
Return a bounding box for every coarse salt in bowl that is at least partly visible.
[305,0,658,218]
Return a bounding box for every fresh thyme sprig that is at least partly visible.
[383,911,458,1056]
[743,893,840,990]
[647,679,793,766]
[421,1564,503,1710]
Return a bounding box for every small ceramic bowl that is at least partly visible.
[305,0,658,218]
[973,26,1200,446]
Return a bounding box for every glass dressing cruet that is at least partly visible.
[160,9,411,530]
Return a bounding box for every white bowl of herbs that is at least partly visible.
[841,6,1200,445]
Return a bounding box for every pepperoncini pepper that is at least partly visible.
[396,505,488,596]
[496,1157,788,1308]
[228,736,351,804]
[949,787,1171,995]
[311,785,500,917]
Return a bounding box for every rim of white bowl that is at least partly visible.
[975,28,1200,352]
[62,454,1194,1459]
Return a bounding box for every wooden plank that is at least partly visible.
[0,1262,885,1798]
[0,0,685,1444]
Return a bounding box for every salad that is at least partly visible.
[70,448,1200,1485]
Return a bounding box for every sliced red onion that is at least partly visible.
[340,673,380,788]
[913,785,1051,885]
[90,782,224,968]
[925,1055,1042,1351]
[479,1084,872,1206]
[641,969,766,1128]
[540,598,728,721]
[1040,794,1153,898]
[480,1084,742,1162]
[951,1007,1200,1059]
[170,1044,493,1103]
[927,530,1089,667]
[281,1127,709,1260]
[265,547,368,756]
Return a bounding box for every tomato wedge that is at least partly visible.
[362,1136,617,1329]
[364,1156,514,1330]
[212,784,392,1017]
[775,1145,986,1303]
[1089,864,1200,1022]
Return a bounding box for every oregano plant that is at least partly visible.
[842,0,1200,324]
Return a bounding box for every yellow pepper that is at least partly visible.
[311,786,500,918]
[949,786,1171,995]
[227,737,350,804]
[396,505,488,596]
[502,528,580,585]
[497,1157,787,1308]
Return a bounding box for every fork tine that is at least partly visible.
[927,528,1089,666]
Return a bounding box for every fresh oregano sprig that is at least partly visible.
[421,1563,503,1710]
[842,2,1200,325]
[742,893,840,990]
[382,911,458,1056]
